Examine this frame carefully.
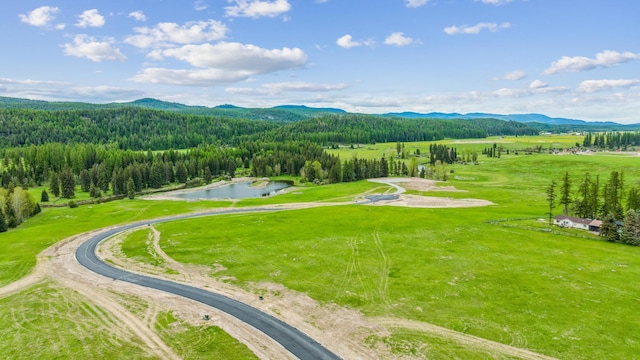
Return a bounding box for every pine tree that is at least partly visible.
[203,167,212,184]
[559,172,571,216]
[41,189,49,202]
[546,180,557,225]
[80,169,91,192]
[0,209,7,232]
[49,172,60,197]
[600,214,619,242]
[621,210,640,245]
[175,161,188,183]
[127,177,136,200]
[59,167,75,199]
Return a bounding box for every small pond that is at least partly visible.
[174,181,291,200]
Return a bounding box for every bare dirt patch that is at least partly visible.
[367,178,494,208]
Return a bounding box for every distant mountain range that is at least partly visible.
[383,111,622,126]
[0,96,637,130]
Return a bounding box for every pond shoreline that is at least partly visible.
[142,177,291,201]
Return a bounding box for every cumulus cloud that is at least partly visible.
[495,70,527,81]
[159,42,306,70]
[19,6,60,27]
[63,35,126,62]
[444,22,511,35]
[131,42,307,85]
[128,11,146,22]
[384,32,414,46]
[225,0,291,18]
[76,9,106,28]
[125,20,228,48]
[405,0,429,8]
[544,50,640,75]
[530,80,549,89]
[578,79,640,93]
[475,0,512,5]
[336,34,374,49]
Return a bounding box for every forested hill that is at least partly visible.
[0,108,279,149]
[0,107,538,150]
[0,96,311,122]
[253,116,537,144]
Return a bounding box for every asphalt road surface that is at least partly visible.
[75,208,341,360]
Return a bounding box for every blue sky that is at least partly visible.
[2,1,639,123]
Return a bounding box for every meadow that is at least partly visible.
[3,135,640,359]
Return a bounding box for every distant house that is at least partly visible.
[553,215,592,231]
[589,220,602,233]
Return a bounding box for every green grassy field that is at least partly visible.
[155,311,258,360]
[327,135,585,161]
[145,145,640,359]
[3,135,640,359]
[0,282,153,360]
[0,199,231,287]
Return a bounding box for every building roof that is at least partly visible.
[589,220,602,227]
[554,215,593,225]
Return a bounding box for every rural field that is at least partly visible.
[2,136,640,359]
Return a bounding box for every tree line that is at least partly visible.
[582,132,640,150]
[547,170,640,245]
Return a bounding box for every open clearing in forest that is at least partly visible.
[3,138,640,359]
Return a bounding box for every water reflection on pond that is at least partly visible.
[175,181,291,200]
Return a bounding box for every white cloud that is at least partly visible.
[76,9,106,28]
[131,68,254,85]
[159,42,306,70]
[530,80,549,89]
[63,35,126,62]
[264,81,348,92]
[125,20,228,48]
[475,0,512,5]
[225,0,291,18]
[55,23,66,30]
[0,78,67,86]
[227,81,348,95]
[195,1,208,11]
[384,32,414,47]
[128,11,146,22]
[495,70,527,81]
[544,50,640,75]
[405,0,429,8]
[444,22,511,35]
[19,6,59,27]
[578,79,640,93]
[336,34,374,49]
[132,42,307,85]
[0,78,145,102]
[337,35,359,49]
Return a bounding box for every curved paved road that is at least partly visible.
[75,208,341,360]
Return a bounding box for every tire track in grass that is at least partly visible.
[372,225,392,307]
[374,317,558,360]
[337,228,361,299]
